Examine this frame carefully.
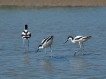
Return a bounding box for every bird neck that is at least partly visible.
[24,30,28,32]
[69,37,73,40]
[69,37,74,43]
[39,45,44,49]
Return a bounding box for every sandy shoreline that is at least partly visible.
[0,0,106,6]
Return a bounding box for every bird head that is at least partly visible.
[36,45,43,53]
[64,36,73,44]
[68,36,74,40]
[25,24,28,30]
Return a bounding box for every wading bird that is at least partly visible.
[36,36,54,56]
[21,24,31,49]
[64,35,91,56]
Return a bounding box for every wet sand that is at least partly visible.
[0,0,106,6]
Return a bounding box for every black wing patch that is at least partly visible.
[42,37,48,44]
[74,37,82,40]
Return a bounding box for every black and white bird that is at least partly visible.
[36,35,54,56]
[64,35,92,56]
[21,24,31,49]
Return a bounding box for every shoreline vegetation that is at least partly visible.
[0,0,106,7]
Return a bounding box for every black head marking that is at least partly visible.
[25,24,28,30]
[64,36,73,44]
[68,36,74,40]
[38,45,42,48]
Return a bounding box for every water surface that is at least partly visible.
[0,6,106,79]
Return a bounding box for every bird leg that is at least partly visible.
[74,42,83,56]
[28,39,29,50]
[80,43,84,55]
[50,46,52,57]
[82,43,84,50]
[74,48,80,56]
[50,46,52,52]
[45,48,47,54]
[23,39,25,49]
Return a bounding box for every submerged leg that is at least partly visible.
[23,39,25,48]
[50,46,52,57]
[80,43,84,55]
[74,42,82,56]
[50,46,52,52]
[74,48,80,56]
[82,43,84,51]
[45,48,47,54]
[28,39,29,50]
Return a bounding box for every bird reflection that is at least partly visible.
[69,57,92,75]
[21,52,30,68]
[39,60,54,78]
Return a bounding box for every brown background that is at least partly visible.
[0,0,106,6]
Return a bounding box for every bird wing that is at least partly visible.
[41,36,52,44]
[74,36,83,40]
[82,36,91,39]
[41,37,49,44]
[28,32,31,37]
[46,36,53,42]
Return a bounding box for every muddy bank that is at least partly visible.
[0,0,106,6]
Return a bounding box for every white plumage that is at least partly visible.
[36,36,54,56]
[65,35,91,55]
[21,24,31,49]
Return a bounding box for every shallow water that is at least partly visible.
[0,6,106,79]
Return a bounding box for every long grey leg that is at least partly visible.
[79,43,83,55]
[74,42,82,56]
[82,43,84,51]
[74,48,80,56]
[50,46,52,52]
[45,48,47,54]
[50,46,52,57]
[23,39,25,47]
[28,39,29,50]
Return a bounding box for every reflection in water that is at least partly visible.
[21,52,30,67]
[69,57,92,76]
[0,7,106,79]
[39,60,54,79]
